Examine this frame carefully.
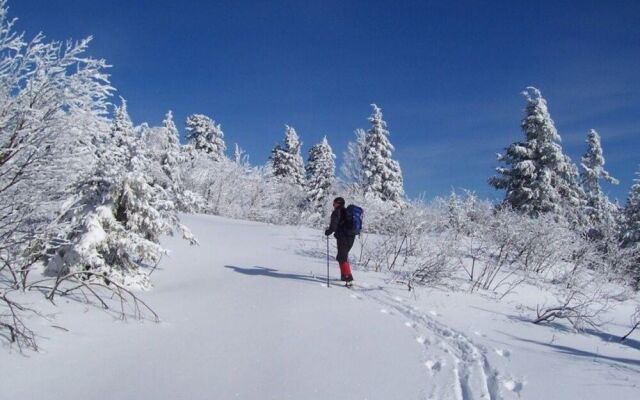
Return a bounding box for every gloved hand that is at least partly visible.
[324,229,331,236]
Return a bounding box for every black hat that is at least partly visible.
[333,197,345,206]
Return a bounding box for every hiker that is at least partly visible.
[325,197,355,285]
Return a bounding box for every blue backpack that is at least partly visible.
[344,204,364,235]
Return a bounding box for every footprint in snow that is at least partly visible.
[405,321,416,328]
[350,293,362,300]
[393,296,403,302]
[424,359,443,373]
[495,348,511,358]
[503,379,525,395]
[416,336,431,345]
[380,308,393,315]
[473,330,486,337]
[428,310,440,317]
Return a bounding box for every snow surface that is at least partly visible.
[3,214,640,399]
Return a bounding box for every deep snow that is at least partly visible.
[3,214,640,399]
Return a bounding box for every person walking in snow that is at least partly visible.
[325,197,355,286]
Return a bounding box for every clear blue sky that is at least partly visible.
[12,0,640,202]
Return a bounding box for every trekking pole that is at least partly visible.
[326,235,330,288]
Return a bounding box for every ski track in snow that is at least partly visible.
[349,281,509,400]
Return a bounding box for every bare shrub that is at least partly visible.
[533,278,626,331]
[354,199,456,288]
[407,232,458,289]
[357,200,431,271]
[0,290,38,350]
[532,233,632,331]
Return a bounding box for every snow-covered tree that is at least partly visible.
[185,113,226,161]
[341,128,367,190]
[305,136,336,213]
[161,111,183,178]
[138,110,199,212]
[270,125,306,189]
[110,98,137,160]
[0,0,120,348]
[181,150,307,225]
[161,112,195,207]
[49,99,195,289]
[490,87,585,221]
[580,129,619,233]
[615,171,640,288]
[0,0,113,280]
[361,104,404,203]
[163,110,180,147]
[623,170,640,246]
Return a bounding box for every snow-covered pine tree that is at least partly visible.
[109,97,137,162]
[161,111,183,178]
[623,169,640,245]
[580,129,619,232]
[622,169,640,287]
[161,110,201,212]
[341,128,367,191]
[49,99,195,288]
[489,87,585,220]
[270,125,306,189]
[305,136,336,213]
[163,110,181,149]
[361,104,404,203]
[137,112,200,213]
[185,113,226,161]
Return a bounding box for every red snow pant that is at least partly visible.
[339,261,353,282]
[336,234,355,282]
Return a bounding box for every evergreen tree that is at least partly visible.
[489,87,585,220]
[270,125,305,189]
[580,129,619,230]
[137,111,200,213]
[361,104,404,203]
[624,170,640,245]
[306,136,336,213]
[185,113,226,161]
[108,98,137,167]
[163,110,180,147]
[161,110,200,211]
[160,111,183,183]
[49,100,195,288]
[622,170,640,287]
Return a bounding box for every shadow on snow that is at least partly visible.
[512,335,640,370]
[470,305,640,353]
[224,265,323,285]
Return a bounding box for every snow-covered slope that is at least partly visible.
[3,214,640,399]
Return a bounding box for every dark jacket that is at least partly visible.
[325,206,350,238]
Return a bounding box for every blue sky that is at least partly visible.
[12,0,640,202]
